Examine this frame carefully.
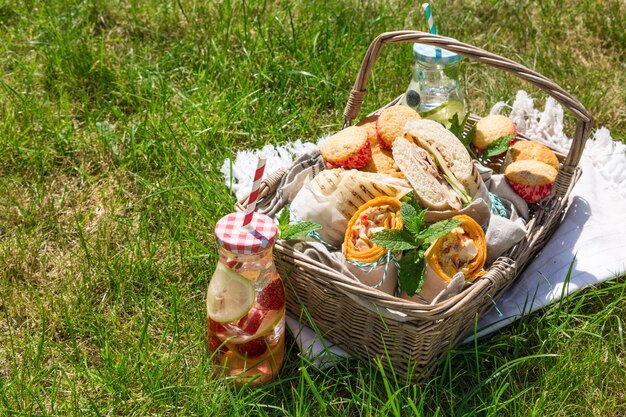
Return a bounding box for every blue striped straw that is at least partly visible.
[422,3,442,58]
[422,2,437,34]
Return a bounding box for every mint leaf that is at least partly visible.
[401,203,426,237]
[401,192,422,212]
[370,229,420,251]
[448,111,471,142]
[447,111,480,160]
[414,209,426,233]
[448,112,464,140]
[483,134,513,159]
[277,207,290,232]
[400,203,419,235]
[398,249,426,297]
[400,202,417,222]
[280,221,321,239]
[416,218,462,244]
[276,208,322,239]
[462,123,477,148]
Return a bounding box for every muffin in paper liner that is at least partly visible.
[320,126,372,169]
[502,140,560,172]
[505,160,557,203]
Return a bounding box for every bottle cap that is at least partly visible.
[413,44,462,65]
[214,212,277,255]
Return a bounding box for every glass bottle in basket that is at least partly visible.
[208,211,285,386]
[402,44,465,128]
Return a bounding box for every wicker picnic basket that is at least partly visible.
[236,31,593,382]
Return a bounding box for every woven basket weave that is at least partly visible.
[236,31,593,382]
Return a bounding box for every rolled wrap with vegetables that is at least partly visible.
[414,214,487,303]
[343,196,404,295]
[415,215,487,303]
[426,214,486,283]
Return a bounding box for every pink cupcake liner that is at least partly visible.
[325,138,372,169]
[507,179,552,204]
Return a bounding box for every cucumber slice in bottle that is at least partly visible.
[207,263,255,323]
[419,99,465,127]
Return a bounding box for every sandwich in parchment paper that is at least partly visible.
[290,169,411,246]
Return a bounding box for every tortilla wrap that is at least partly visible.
[343,196,403,263]
[425,214,487,283]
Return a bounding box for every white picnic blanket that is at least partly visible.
[221,90,626,362]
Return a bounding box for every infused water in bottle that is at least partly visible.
[208,211,285,386]
[402,43,466,128]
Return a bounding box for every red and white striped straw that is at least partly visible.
[242,156,267,227]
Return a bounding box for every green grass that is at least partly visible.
[1,0,625,415]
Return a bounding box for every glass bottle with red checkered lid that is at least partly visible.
[208,211,285,386]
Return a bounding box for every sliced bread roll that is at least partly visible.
[392,137,462,211]
[403,119,480,199]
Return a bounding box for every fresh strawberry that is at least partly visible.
[237,309,266,335]
[237,338,268,358]
[207,317,227,333]
[257,279,285,310]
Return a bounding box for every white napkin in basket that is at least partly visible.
[221,90,626,365]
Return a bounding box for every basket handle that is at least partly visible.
[342,30,593,178]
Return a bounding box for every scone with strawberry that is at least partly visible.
[502,140,560,171]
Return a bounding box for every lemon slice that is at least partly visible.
[419,99,465,127]
[207,263,255,323]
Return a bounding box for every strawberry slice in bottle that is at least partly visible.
[256,276,285,311]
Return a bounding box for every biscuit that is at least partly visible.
[376,105,421,149]
[320,126,372,169]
